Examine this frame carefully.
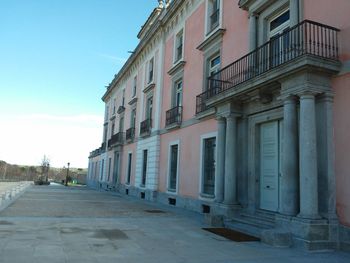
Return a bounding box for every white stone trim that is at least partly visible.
[198,131,217,199]
[125,150,133,185]
[204,0,223,38]
[135,135,160,190]
[172,26,185,65]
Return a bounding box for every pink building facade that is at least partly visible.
[87,0,350,250]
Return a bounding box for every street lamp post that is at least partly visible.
[65,162,70,186]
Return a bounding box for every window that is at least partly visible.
[269,10,290,67]
[148,58,154,84]
[130,108,136,128]
[100,159,105,181]
[105,106,109,121]
[146,96,153,120]
[122,89,125,107]
[113,99,116,115]
[119,116,124,132]
[173,79,183,107]
[94,161,98,180]
[208,0,220,33]
[141,150,148,186]
[132,76,137,97]
[103,126,108,144]
[174,30,184,63]
[111,121,115,136]
[127,153,132,184]
[107,157,112,181]
[202,137,216,195]
[209,54,221,77]
[168,144,179,191]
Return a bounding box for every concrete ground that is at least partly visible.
[0,185,349,263]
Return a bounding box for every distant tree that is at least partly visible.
[40,155,50,182]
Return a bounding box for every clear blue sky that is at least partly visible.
[0,0,157,167]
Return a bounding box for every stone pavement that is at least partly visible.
[0,185,349,263]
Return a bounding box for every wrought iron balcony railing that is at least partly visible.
[140,118,152,136]
[196,20,340,114]
[126,127,135,142]
[166,106,183,127]
[108,132,124,147]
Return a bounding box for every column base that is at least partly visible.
[297,213,322,220]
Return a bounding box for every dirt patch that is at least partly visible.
[91,229,128,240]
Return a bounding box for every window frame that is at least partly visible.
[126,152,132,185]
[132,75,137,98]
[205,0,222,35]
[148,58,154,84]
[167,140,180,193]
[141,149,148,187]
[173,29,184,64]
[173,78,183,107]
[199,132,217,198]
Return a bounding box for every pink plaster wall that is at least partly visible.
[182,3,206,120]
[221,0,249,67]
[333,73,350,227]
[161,35,175,128]
[159,119,217,198]
[304,0,350,61]
[304,0,350,227]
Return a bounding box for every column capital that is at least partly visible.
[223,112,241,120]
[298,91,317,100]
[319,92,334,103]
[280,94,298,103]
[215,115,226,123]
[248,12,258,18]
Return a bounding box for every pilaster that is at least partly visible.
[215,116,226,203]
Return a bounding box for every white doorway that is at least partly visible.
[260,120,282,212]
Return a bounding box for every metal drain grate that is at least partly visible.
[144,209,166,214]
[203,228,260,242]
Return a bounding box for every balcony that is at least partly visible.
[196,20,340,114]
[108,132,124,148]
[140,119,152,137]
[101,142,106,152]
[166,106,183,128]
[89,148,101,158]
[126,127,135,142]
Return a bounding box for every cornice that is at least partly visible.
[167,60,186,76]
[197,28,226,51]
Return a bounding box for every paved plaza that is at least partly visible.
[0,184,349,263]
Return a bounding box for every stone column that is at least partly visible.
[249,13,257,52]
[280,96,299,216]
[224,114,238,205]
[215,116,226,203]
[321,93,337,219]
[298,93,320,219]
[290,0,299,26]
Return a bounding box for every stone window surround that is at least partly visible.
[247,0,301,50]
[173,28,185,64]
[125,151,133,185]
[171,69,184,108]
[205,0,223,37]
[166,140,180,194]
[247,107,283,212]
[199,131,217,200]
